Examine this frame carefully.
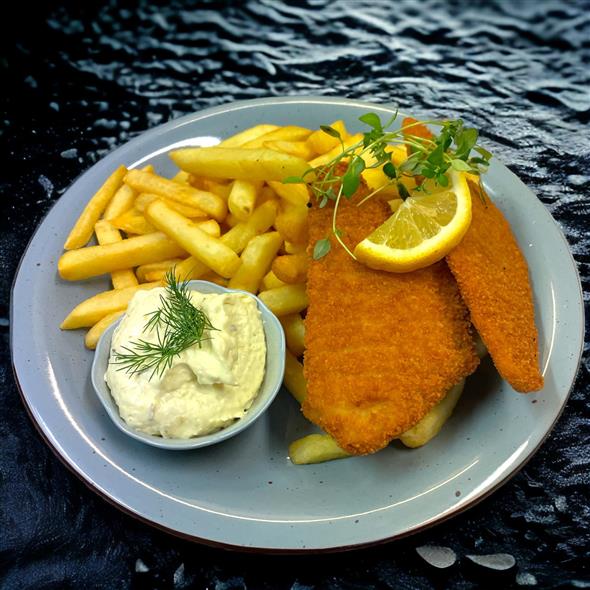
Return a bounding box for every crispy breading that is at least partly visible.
[401,117,434,142]
[302,191,480,455]
[446,181,544,392]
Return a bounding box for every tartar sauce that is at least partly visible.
[105,288,266,438]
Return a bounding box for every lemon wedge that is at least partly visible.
[354,170,472,272]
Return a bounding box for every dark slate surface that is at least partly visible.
[1,1,589,588]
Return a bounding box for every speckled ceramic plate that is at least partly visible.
[10,97,584,552]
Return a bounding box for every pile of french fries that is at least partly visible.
[58,119,474,464]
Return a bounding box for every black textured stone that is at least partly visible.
[1,1,589,589]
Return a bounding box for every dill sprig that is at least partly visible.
[113,270,217,380]
[283,112,492,260]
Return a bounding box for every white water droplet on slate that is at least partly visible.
[415,545,457,568]
[516,572,538,586]
[60,148,78,159]
[466,553,516,570]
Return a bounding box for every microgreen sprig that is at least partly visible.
[284,112,492,260]
[113,270,217,380]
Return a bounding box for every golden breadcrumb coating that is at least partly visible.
[303,189,480,455]
[446,181,544,392]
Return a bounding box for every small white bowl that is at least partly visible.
[91,280,286,450]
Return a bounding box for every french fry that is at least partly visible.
[228,180,260,222]
[58,233,186,281]
[93,219,128,245]
[267,180,309,207]
[170,147,314,183]
[84,311,124,350]
[124,169,226,222]
[145,200,241,278]
[173,200,278,281]
[103,164,154,220]
[173,257,209,282]
[224,213,240,228]
[194,219,221,238]
[207,180,232,201]
[111,210,157,235]
[142,269,169,282]
[134,193,208,219]
[258,284,308,316]
[220,200,278,252]
[189,177,232,200]
[264,140,315,161]
[284,241,307,254]
[171,170,191,185]
[61,281,161,329]
[228,232,283,293]
[103,184,136,221]
[272,252,309,284]
[289,434,350,465]
[280,314,305,358]
[136,259,184,283]
[274,200,308,244]
[219,124,279,148]
[257,185,277,205]
[360,145,415,197]
[200,271,228,287]
[284,349,307,404]
[94,220,139,289]
[64,165,127,250]
[241,126,311,149]
[307,120,348,155]
[399,381,466,448]
[133,234,227,281]
[261,270,287,291]
[173,258,207,282]
[308,133,363,169]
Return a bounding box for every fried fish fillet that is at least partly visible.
[446,181,544,392]
[303,193,480,455]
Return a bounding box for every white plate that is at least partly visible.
[10,97,584,552]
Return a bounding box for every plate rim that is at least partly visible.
[9,95,586,553]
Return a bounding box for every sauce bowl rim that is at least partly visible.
[90,280,286,450]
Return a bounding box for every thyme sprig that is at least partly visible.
[113,270,217,380]
[284,112,492,260]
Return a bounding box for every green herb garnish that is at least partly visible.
[284,113,492,260]
[114,270,217,380]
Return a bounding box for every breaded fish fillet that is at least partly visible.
[446,181,544,392]
[303,193,480,455]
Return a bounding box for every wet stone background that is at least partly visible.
[1,1,589,588]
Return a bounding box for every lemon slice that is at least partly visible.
[354,170,472,272]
